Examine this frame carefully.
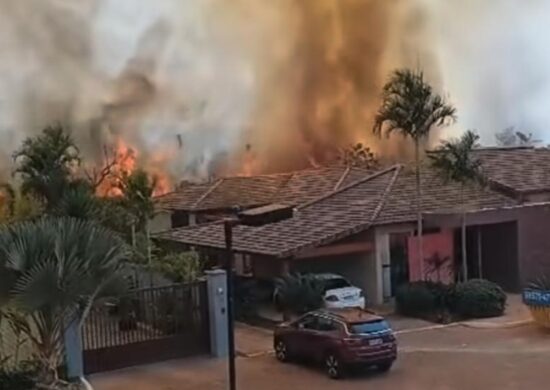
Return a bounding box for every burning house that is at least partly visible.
[154,147,550,305]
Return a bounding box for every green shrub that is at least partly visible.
[453,279,506,319]
[0,361,37,390]
[234,277,262,320]
[395,281,450,319]
[274,273,324,315]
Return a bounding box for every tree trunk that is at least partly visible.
[461,185,468,281]
[414,137,424,279]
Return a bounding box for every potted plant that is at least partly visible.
[523,274,550,328]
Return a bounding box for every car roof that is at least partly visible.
[314,308,383,324]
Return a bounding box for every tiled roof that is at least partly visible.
[155,183,213,211]
[155,165,367,211]
[375,167,518,225]
[473,147,550,195]
[155,166,400,257]
[198,174,291,211]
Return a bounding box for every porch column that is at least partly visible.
[64,320,83,380]
[205,269,229,358]
[374,229,391,305]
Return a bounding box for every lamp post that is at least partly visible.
[223,204,294,390]
[224,219,237,390]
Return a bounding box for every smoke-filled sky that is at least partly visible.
[0,0,549,183]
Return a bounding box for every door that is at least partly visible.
[390,236,409,296]
[307,316,341,362]
[291,314,318,357]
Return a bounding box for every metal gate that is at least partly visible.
[82,282,210,374]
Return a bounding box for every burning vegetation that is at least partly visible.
[0,1,548,187]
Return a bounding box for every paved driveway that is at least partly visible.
[91,323,550,390]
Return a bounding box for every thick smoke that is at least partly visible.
[407,0,550,143]
[1,0,549,185]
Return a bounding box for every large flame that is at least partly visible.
[96,139,171,197]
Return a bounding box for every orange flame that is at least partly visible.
[96,139,172,197]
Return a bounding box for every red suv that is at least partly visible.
[273,308,397,379]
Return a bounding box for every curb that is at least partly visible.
[394,322,459,335]
[80,377,94,390]
[459,318,533,329]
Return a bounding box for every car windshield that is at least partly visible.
[348,320,390,334]
[322,278,351,292]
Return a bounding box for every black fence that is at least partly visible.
[82,281,210,374]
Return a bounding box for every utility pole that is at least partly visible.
[224,219,237,390]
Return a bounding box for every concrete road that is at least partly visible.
[91,324,550,390]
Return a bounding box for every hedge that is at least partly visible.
[396,279,506,321]
[452,279,506,319]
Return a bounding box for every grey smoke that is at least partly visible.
[1,0,550,184]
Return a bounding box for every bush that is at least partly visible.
[274,273,324,315]
[452,279,506,319]
[0,361,38,390]
[395,281,450,319]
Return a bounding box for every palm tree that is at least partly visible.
[12,124,80,210]
[429,130,484,281]
[373,69,456,276]
[0,217,129,384]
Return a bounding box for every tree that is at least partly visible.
[53,181,100,220]
[152,252,203,284]
[13,125,80,210]
[338,143,378,169]
[273,273,324,320]
[0,217,129,385]
[495,127,540,147]
[429,130,484,281]
[373,69,456,275]
[0,183,42,224]
[118,169,158,234]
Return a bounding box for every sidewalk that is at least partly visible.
[460,294,532,329]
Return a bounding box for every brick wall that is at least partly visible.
[517,204,550,286]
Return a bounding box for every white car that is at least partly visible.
[311,273,366,309]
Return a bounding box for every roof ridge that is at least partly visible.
[278,165,403,258]
[370,165,403,224]
[297,164,403,211]
[272,171,297,202]
[333,166,351,191]
[192,178,224,210]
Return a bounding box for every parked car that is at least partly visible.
[273,273,366,311]
[312,273,366,309]
[273,308,397,379]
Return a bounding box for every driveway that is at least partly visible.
[91,323,550,390]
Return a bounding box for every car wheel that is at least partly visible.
[275,340,290,362]
[324,353,343,379]
[377,361,393,372]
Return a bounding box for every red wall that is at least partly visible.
[407,230,454,284]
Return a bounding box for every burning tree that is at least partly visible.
[338,143,378,169]
[373,69,456,275]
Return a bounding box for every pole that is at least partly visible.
[224,220,237,390]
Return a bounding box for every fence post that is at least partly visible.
[64,320,84,379]
[205,269,229,358]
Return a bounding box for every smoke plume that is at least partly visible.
[0,0,549,185]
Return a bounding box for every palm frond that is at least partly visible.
[373,69,456,140]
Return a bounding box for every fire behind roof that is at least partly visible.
[0,1,548,187]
